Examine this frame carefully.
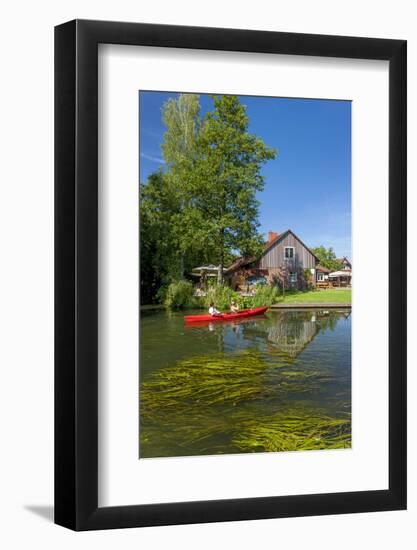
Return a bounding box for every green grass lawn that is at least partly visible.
[275,288,351,304]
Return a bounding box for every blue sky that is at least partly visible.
[139,92,351,259]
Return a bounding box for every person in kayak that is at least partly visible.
[209,302,221,316]
[230,300,239,313]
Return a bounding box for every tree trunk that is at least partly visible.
[218,229,224,284]
[179,254,184,279]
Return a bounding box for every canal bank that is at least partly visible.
[271,302,351,309]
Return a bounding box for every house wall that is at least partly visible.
[258,232,317,270]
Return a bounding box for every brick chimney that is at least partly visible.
[268,231,278,243]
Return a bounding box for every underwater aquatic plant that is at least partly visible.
[139,349,329,417]
[140,348,351,457]
[232,406,351,452]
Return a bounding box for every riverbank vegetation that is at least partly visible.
[162,280,281,310]
[159,282,351,310]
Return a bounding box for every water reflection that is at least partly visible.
[180,308,350,360]
[267,309,350,357]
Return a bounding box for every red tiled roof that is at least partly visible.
[265,232,281,249]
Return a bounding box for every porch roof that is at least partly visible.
[329,270,352,278]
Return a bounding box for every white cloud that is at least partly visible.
[140,152,165,165]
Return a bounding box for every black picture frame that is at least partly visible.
[55,19,407,531]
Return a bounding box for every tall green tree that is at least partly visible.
[311,245,343,271]
[140,94,277,303]
[140,171,179,303]
[192,95,276,281]
[162,93,200,169]
[140,94,212,302]
[160,93,214,276]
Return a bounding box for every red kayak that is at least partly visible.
[184,306,268,323]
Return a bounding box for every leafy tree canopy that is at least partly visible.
[140,94,277,301]
[191,95,276,279]
[311,245,343,272]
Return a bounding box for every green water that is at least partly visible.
[140,308,351,458]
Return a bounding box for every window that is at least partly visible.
[317,273,324,282]
[284,246,294,259]
[289,272,297,283]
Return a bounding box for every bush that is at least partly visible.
[201,284,280,311]
[250,285,280,307]
[203,285,238,311]
[303,269,314,290]
[164,280,195,309]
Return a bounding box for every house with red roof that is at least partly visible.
[226,229,320,291]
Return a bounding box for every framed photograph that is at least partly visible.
[55,20,406,530]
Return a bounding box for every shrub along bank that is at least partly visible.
[162,281,280,310]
